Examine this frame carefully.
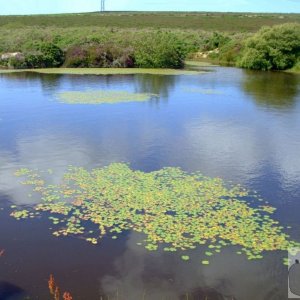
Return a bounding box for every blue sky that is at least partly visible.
[0,0,299,15]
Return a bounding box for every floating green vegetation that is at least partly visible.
[32,68,202,76]
[0,69,24,74]
[181,255,190,261]
[57,90,156,105]
[10,209,30,220]
[0,68,203,76]
[13,163,299,264]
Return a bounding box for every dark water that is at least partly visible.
[0,67,300,300]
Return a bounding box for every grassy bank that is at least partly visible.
[0,12,299,71]
[0,68,203,75]
[286,61,300,74]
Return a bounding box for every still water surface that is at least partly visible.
[0,67,300,299]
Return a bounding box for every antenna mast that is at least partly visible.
[101,0,105,12]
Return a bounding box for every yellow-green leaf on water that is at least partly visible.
[10,209,29,220]
[181,255,190,261]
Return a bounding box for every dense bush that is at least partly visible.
[8,56,27,69]
[64,44,135,68]
[24,42,64,68]
[238,23,300,71]
[134,32,187,69]
[63,32,188,69]
[216,40,243,65]
[25,52,46,68]
[64,46,89,67]
[39,43,65,67]
[203,32,231,51]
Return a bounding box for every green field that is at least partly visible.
[0,12,299,32]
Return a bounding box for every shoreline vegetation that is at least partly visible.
[0,12,299,72]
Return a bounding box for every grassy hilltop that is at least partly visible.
[0,12,299,71]
[0,12,299,31]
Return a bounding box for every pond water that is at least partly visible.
[0,67,300,300]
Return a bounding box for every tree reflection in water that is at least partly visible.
[242,70,300,109]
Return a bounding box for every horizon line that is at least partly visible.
[1,10,299,17]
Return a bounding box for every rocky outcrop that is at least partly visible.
[192,48,219,60]
[1,52,25,61]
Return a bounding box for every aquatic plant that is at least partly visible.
[0,249,4,257]
[48,274,73,300]
[57,90,156,105]
[54,287,60,300]
[63,292,73,300]
[10,209,30,220]
[12,163,300,265]
[49,274,56,295]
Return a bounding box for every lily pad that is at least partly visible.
[181,255,190,261]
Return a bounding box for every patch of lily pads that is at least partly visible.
[12,163,299,265]
[57,90,156,105]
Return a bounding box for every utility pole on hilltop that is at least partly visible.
[101,0,105,12]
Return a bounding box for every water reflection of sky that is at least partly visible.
[0,68,300,299]
[100,231,286,300]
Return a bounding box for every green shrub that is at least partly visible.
[134,32,187,69]
[64,46,89,67]
[25,52,45,68]
[64,44,135,68]
[238,23,300,71]
[39,42,64,67]
[217,40,242,65]
[87,44,135,68]
[8,56,27,69]
[25,43,64,68]
[203,32,231,51]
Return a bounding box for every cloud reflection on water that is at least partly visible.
[100,231,286,300]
